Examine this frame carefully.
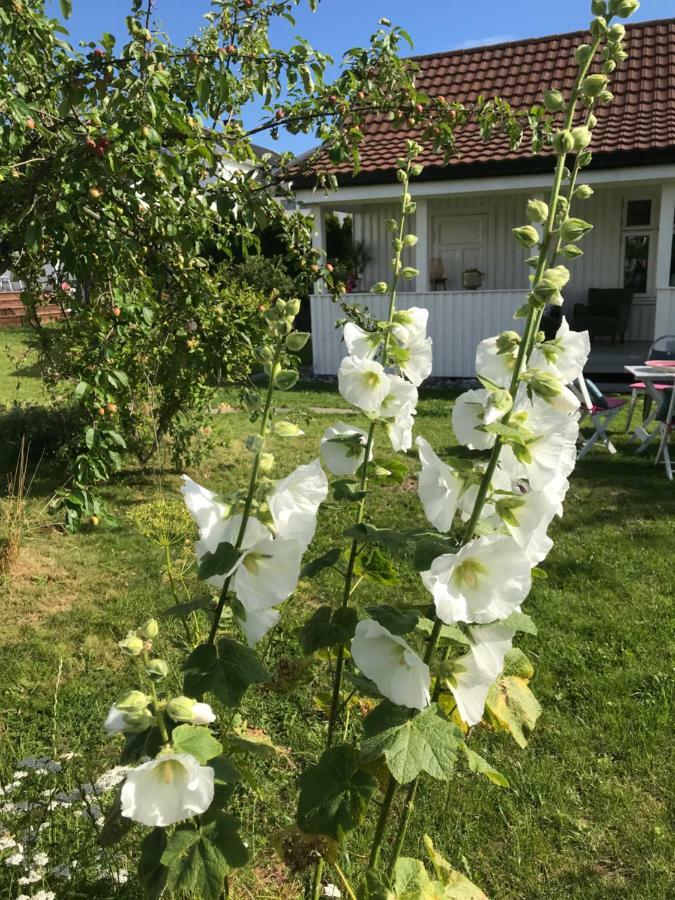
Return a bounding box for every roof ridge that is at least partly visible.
[407,16,675,64]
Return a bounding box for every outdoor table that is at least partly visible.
[624,364,675,453]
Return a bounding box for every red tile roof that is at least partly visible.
[293,18,675,187]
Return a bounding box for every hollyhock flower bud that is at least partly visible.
[120,752,214,827]
[560,218,593,243]
[574,184,594,200]
[571,126,592,151]
[552,130,575,154]
[512,225,540,249]
[118,632,144,656]
[582,74,609,98]
[543,89,564,112]
[610,0,640,18]
[166,696,216,725]
[138,618,159,640]
[526,199,549,224]
[146,659,170,681]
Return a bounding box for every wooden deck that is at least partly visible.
[0,292,64,327]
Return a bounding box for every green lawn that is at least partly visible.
[0,331,674,899]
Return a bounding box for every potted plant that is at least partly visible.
[462,267,484,290]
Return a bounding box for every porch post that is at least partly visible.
[311,205,327,294]
[415,198,429,292]
[654,182,675,337]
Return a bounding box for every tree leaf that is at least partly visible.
[183,639,270,707]
[461,745,509,787]
[197,541,239,581]
[59,0,72,19]
[163,813,249,898]
[301,547,342,578]
[297,744,377,840]
[138,828,168,900]
[298,606,358,654]
[367,604,419,636]
[361,703,463,785]
[171,724,222,764]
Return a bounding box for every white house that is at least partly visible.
[293,18,675,377]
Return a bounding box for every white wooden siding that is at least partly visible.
[350,186,659,342]
[310,290,525,377]
[655,288,675,338]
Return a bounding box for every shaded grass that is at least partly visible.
[0,366,673,898]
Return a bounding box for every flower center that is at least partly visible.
[364,371,381,390]
[452,558,487,590]
[156,759,184,785]
[242,551,264,573]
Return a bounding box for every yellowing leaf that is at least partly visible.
[485,674,541,748]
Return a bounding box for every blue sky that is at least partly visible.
[46,0,672,153]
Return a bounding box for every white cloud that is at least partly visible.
[452,34,517,50]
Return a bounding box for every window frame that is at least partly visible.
[619,196,657,298]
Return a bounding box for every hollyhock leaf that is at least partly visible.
[501,610,538,635]
[354,546,399,586]
[298,606,358,654]
[163,598,216,619]
[163,814,249,897]
[366,604,419,636]
[197,541,239,581]
[297,744,378,839]
[371,455,408,484]
[183,642,220,698]
[138,828,168,900]
[391,857,435,896]
[415,618,472,646]
[486,673,541,748]
[333,479,367,502]
[502,647,534,678]
[461,745,509,787]
[423,835,489,898]
[210,755,241,785]
[301,547,342,578]
[226,733,283,759]
[412,536,457,572]
[99,787,133,847]
[344,522,408,551]
[358,868,392,899]
[120,725,163,765]
[171,724,223,764]
[183,640,270,708]
[361,703,463,784]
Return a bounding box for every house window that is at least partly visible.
[621,198,654,295]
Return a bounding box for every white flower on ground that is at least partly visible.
[475,335,519,389]
[392,307,428,345]
[268,459,328,548]
[452,389,497,451]
[529,316,591,384]
[416,437,465,532]
[320,422,371,476]
[338,356,391,414]
[343,321,379,359]
[398,334,433,386]
[120,753,214,827]
[502,396,578,491]
[350,619,430,711]
[180,475,228,538]
[449,622,515,725]
[378,374,418,452]
[421,534,531,624]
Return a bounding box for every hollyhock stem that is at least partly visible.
[207,337,283,645]
[141,652,170,745]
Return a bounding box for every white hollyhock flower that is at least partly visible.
[268,459,328,548]
[338,356,391,414]
[387,411,415,453]
[191,703,216,726]
[501,484,557,565]
[475,335,518,389]
[421,534,531,624]
[350,619,430,711]
[120,753,214,827]
[102,706,127,736]
[320,422,371,476]
[502,396,578,491]
[529,316,590,384]
[343,321,379,359]
[236,605,280,647]
[449,622,515,725]
[416,436,465,532]
[392,307,428,345]
[457,464,511,526]
[180,475,228,538]
[195,514,269,589]
[378,374,418,452]
[398,334,433,386]
[452,389,496,451]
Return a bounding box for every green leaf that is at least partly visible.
[210,755,241,785]
[162,598,215,620]
[361,703,463,784]
[461,746,509,787]
[358,868,392,900]
[138,828,168,900]
[183,640,271,708]
[344,522,409,550]
[98,788,132,847]
[85,427,95,449]
[59,0,72,19]
[332,479,367,503]
[197,541,239,580]
[297,744,378,840]
[391,857,435,898]
[162,813,249,898]
[367,604,419,636]
[371,455,408,484]
[171,724,222,764]
[298,606,358,654]
[301,547,342,578]
[424,835,489,898]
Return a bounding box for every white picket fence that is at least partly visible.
[310,289,526,378]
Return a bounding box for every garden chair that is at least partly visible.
[624,334,675,433]
[572,288,634,345]
[654,388,675,481]
[571,377,626,460]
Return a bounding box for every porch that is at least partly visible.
[304,167,675,378]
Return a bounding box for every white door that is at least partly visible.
[431,214,487,290]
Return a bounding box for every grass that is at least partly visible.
[0,329,673,898]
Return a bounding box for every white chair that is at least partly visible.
[654,388,675,481]
[571,377,626,460]
[625,335,675,433]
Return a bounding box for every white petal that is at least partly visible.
[191,703,216,726]
[268,459,328,547]
[400,335,432,386]
[195,515,270,590]
[233,537,303,608]
[344,322,378,359]
[451,389,496,451]
[530,316,591,385]
[320,422,371,476]
[393,307,428,345]
[236,606,280,647]
[386,412,414,452]
[180,475,228,540]
[475,336,517,389]
[351,619,430,711]
[416,436,464,532]
[120,753,214,827]
[102,707,126,736]
[338,356,391,414]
